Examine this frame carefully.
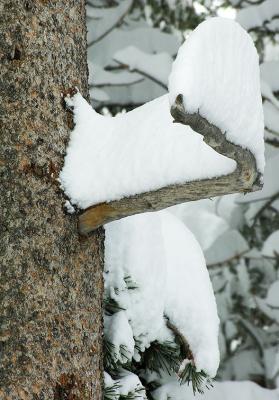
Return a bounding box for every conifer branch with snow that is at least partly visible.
[59,16,266,397]
[60,18,264,234]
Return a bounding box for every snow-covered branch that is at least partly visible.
[113,46,171,89]
[87,0,133,46]
[60,18,265,235]
[78,95,262,234]
[236,0,279,32]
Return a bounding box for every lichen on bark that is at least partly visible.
[0,1,103,399]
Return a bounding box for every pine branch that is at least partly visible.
[179,362,213,395]
[166,319,192,360]
[166,317,214,395]
[141,341,181,376]
[104,337,132,373]
[104,380,121,400]
[119,344,132,365]
[105,297,125,315]
[119,385,146,399]
[104,339,119,372]
[124,275,139,290]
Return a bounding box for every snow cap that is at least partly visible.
[168,17,265,173]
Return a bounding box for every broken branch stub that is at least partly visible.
[78,94,262,235]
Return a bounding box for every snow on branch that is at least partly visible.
[88,62,143,88]
[236,0,279,32]
[104,211,220,379]
[113,46,172,88]
[60,17,264,235]
[87,0,133,46]
[261,61,279,108]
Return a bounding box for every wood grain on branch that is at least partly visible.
[79,94,262,235]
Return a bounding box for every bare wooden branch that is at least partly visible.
[79,94,262,235]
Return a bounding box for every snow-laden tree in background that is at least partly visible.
[87,0,279,148]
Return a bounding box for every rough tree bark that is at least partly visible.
[0,1,103,399]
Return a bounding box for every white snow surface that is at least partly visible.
[264,101,279,133]
[105,212,169,355]
[87,0,133,45]
[266,280,279,308]
[152,380,279,400]
[61,18,265,208]
[261,61,279,93]
[165,0,191,9]
[88,62,142,87]
[64,200,75,214]
[114,46,172,86]
[261,61,279,111]
[237,0,279,31]
[160,212,220,376]
[205,230,249,266]
[168,17,265,173]
[170,200,229,251]
[118,371,146,397]
[60,93,235,209]
[104,370,146,399]
[104,311,135,364]
[88,25,179,67]
[262,230,279,258]
[261,82,279,110]
[89,87,109,102]
[104,211,220,377]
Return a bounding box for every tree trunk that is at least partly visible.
[0,1,103,399]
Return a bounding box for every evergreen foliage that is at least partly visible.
[87,0,279,397]
[104,285,213,397]
[104,381,121,400]
[179,363,214,395]
[141,341,181,376]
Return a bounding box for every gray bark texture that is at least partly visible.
[0,1,103,399]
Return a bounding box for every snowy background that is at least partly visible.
[72,1,279,398]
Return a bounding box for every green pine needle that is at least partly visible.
[104,381,121,400]
[124,275,139,290]
[141,341,182,376]
[104,338,132,373]
[104,376,145,400]
[104,339,119,372]
[119,344,132,365]
[105,297,125,316]
[119,386,146,399]
[179,362,214,395]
